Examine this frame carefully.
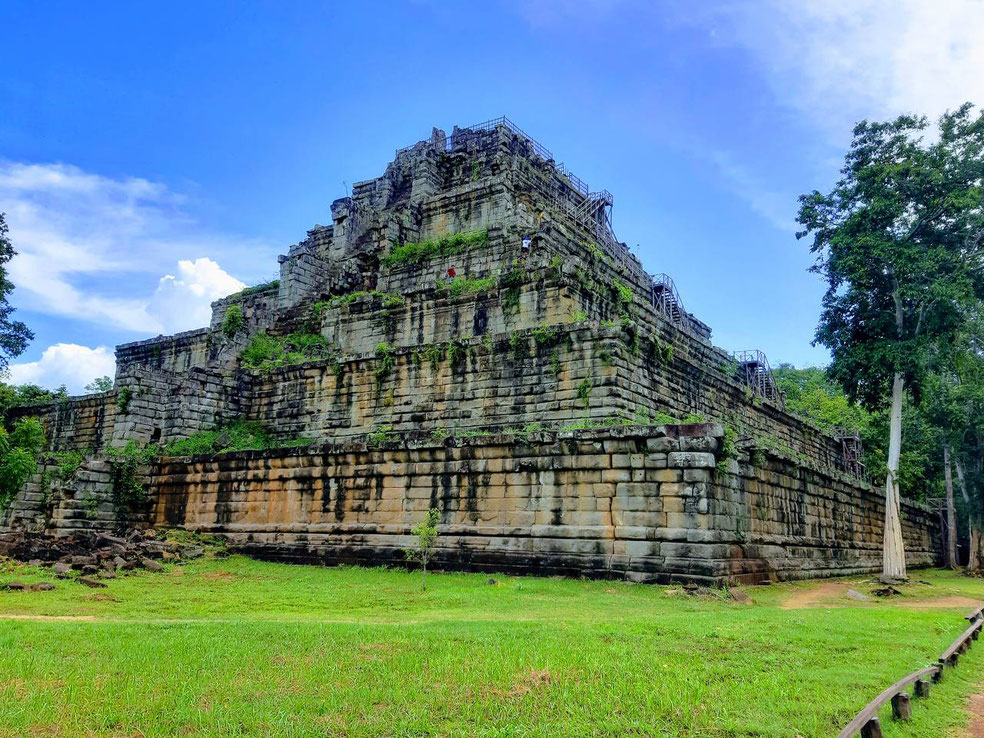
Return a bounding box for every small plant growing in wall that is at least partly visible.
[405,507,441,591]
[498,268,525,312]
[576,378,593,408]
[714,425,738,479]
[222,304,245,339]
[106,442,151,533]
[446,339,468,371]
[374,342,396,389]
[649,334,674,365]
[509,332,529,361]
[116,386,134,414]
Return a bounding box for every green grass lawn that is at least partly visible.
[2,552,984,737]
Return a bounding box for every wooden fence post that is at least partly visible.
[914,679,930,698]
[860,717,883,738]
[891,692,912,720]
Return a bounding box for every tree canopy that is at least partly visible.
[0,213,33,373]
[797,103,984,580]
[798,104,984,406]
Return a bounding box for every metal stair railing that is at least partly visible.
[732,349,782,405]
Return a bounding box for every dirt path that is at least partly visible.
[781,582,983,611]
[780,581,851,609]
[964,693,984,737]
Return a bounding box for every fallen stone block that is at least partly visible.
[79,576,107,589]
[140,557,165,572]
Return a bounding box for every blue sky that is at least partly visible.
[1,1,982,392]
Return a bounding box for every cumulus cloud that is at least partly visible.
[0,160,266,334]
[147,258,245,334]
[7,344,117,394]
[716,0,984,141]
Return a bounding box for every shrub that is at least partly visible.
[532,325,559,347]
[375,342,396,388]
[404,508,441,591]
[229,280,279,300]
[321,290,404,310]
[241,332,331,372]
[106,441,154,530]
[162,419,313,457]
[442,275,496,297]
[222,304,245,338]
[368,425,396,448]
[0,418,46,509]
[612,279,633,314]
[382,228,488,267]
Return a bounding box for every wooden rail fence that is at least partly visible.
[837,605,984,737]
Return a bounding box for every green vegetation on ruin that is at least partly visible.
[158,419,314,457]
[439,273,497,297]
[316,290,404,313]
[382,227,489,267]
[115,385,133,413]
[0,559,982,737]
[228,279,280,300]
[241,331,332,372]
[0,416,45,509]
[220,304,244,338]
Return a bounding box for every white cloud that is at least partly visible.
[7,344,116,394]
[715,0,984,141]
[705,150,797,233]
[147,258,245,335]
[0,160,268,335]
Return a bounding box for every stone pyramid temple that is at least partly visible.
[2,118,941,583]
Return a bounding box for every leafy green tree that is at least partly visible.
[773,364,867,432]
[0,213,33,372]
[797,104,984,581]
[922,311,984,571]
[0,416,46,508]
[0,382,67,416]
[404,507,441,591]
[84,376,114,393]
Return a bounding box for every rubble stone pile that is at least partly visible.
[0,530,204,589]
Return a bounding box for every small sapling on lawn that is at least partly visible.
[405,507,440,590]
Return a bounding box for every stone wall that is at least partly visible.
[142,425,938,584]
[0,119,944,583]
[8,392,116,453]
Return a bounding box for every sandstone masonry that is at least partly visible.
[1,118,942,582]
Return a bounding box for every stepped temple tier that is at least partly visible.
[1,118,941,583]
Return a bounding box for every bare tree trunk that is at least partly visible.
[882,372,907,582]
[971,521,982,574]
[956,458,980,574]
[944,445,958,569]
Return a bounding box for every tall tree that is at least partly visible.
[0,213,32,373]
[797,104,984,581]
